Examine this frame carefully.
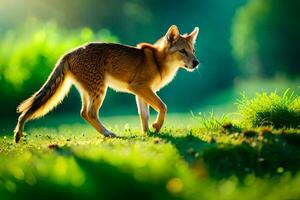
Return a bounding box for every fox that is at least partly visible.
[14,25,199,143]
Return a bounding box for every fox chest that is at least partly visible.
[151,68,178,91]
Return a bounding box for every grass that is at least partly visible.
[192,111,228,131]
[1,90,300,200]
[237,89,300,128]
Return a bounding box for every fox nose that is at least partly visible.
[192,60,199,68]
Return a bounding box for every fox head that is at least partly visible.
[160,25,199,71]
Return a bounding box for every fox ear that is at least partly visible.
[187,27,199,43]
[165,25,180,45]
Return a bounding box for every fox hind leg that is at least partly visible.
[80,92,89,121]
[83,87,116,138]
[14,113,27,143]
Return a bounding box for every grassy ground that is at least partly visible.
[1,112,300,200]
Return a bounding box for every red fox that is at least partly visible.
[14,25,199,143]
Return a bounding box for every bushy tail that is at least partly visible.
[14,56,72,142]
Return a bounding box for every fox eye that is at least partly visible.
[179,49,187,55]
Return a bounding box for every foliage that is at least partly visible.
[231,0,300,76]
[237,89,300,128]
[0,18,118,114]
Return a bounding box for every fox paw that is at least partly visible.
[142,126,149,133]
[14,131,24,143]
[103,131,117,138]
[152,122,163,133]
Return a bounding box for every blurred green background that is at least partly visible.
[0,0,299,126]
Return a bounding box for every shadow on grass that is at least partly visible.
[73,157,180,200]
[3,152,183,200]
[147,131,213,164]
[148,130,300,181]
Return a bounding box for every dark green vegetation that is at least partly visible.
[1,91,300,200]
[232,0,300,76]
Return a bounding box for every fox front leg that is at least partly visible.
[130,85,167,132]
[136,96,149,132]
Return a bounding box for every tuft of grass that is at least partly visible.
[237,89,300,128]
[192,111,228,131]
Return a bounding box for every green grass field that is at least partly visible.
[1,113,300,200]
[1,83,300,200]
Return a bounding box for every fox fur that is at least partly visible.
[14,25,199,143]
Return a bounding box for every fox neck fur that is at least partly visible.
[137,43,180,91]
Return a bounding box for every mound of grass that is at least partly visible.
[237,89,300,128]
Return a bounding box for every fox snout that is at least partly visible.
[192,59,199,68]
[185,59,199,71]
